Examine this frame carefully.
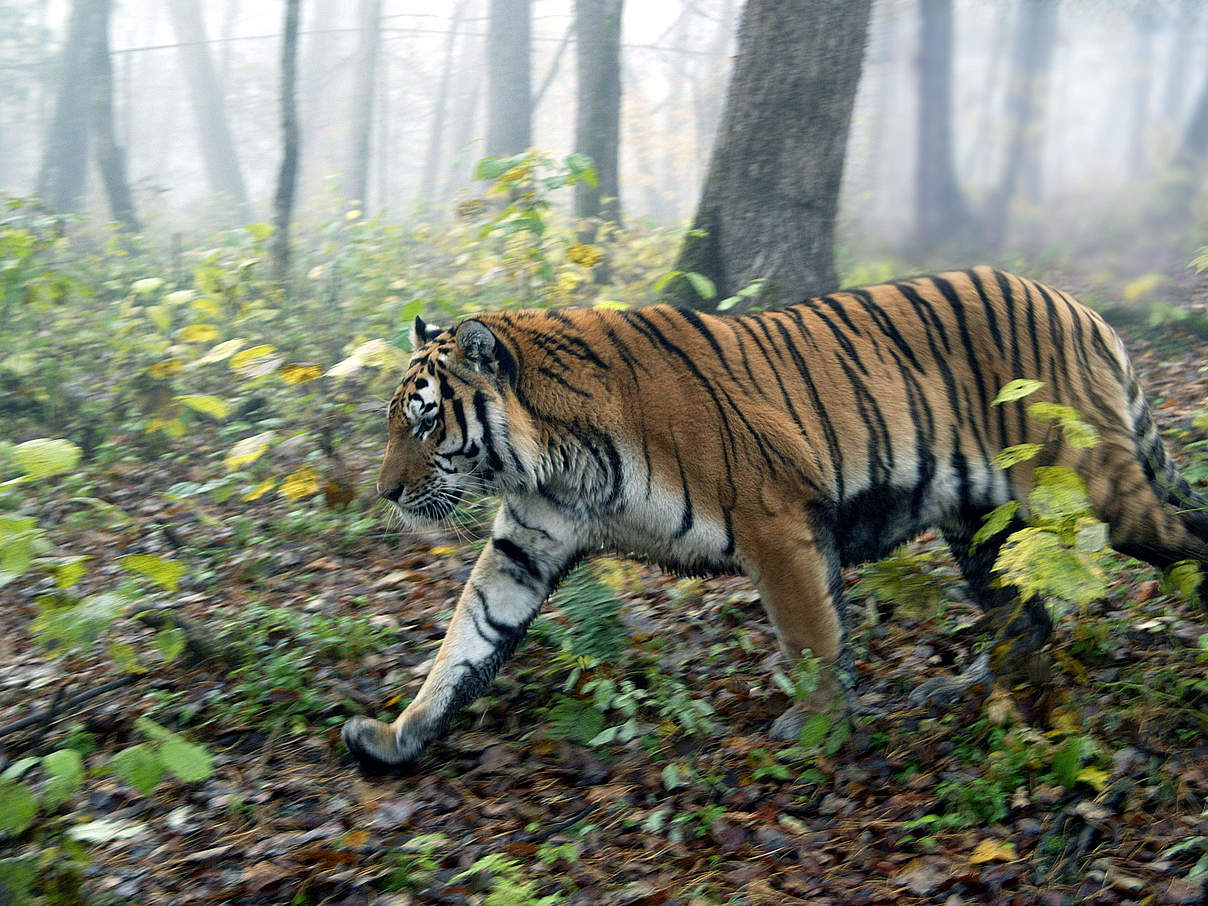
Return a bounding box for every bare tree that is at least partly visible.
[915,0,969,251]
[983,0,1057,248]
[486,0,531,157]
[420,2,470,203]
[573,0,623,225]
[271,0,301,281]
[37,0,99,213]
[168,0,250,219]
[347,0,382,213]
[666,0,872,311]
[88,0,137,231]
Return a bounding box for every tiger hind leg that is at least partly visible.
[909,510,1052,706]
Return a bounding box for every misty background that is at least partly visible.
[5,0,1207,262]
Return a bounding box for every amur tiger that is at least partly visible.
[342,266,1208,770]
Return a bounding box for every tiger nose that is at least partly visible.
[378,482,404,503]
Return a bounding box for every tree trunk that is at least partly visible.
[915,0,969,251]
[666,0,872,311]
[271,0,301,282]
[486,0,531,157]
[573,0,623,225]
[37,0,100,213]
[420,2,469,203]
[347,0,381,213]
[167,0,250,219]
[983,0,1056,248]
[88,0,138,231]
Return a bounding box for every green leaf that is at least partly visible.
[652,269,682,293]
[685,272,717,301]
[109,743,164,795]
[54,556,90,590]
[0,780,37,835]
[1052,737,1082,788]
[130,277,164,295]
[1028,401,1081,423]
[993,379,1045,405]
[797,713,832,748]
[41,749,84,810]
[159,738,213,783]
[133,716,174,743]
[475,157,513,181]
[107,638,146,674]
[0,855,37,904]
[0,757,40,783]
[661,762,685,790]
[154,627,187,663]
[11,437,82,479]
[33,591,127,649]
[972,501,1021,550]
[1161,560,1203,602]
[244,222,275,241]
[120,553,183,593]
[1075,521,1109,553]
[992,443,1043,470]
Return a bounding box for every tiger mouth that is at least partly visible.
[401,487,464,523]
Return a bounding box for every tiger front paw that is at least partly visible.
[341,715,426,774]
[907,652,993,707]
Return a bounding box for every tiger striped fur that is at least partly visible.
[342,266,1208,769]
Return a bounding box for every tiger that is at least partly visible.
[342,266,1208,770]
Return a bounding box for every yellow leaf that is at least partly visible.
[429,545,460,557]
[593,299,630,311]
[121,553,183,592]
[567,243,603,267]
[279,363,322,385]
[242,478,277,501]
[1075,767,1109,791]
[189,295,223,319]
[148,359,183,379]
[970,839,1016,865]
[176,395,229,419]
[224,431,275,470]
[147,304,173,331]
[178,324,220,343]
[229,345,278,371]
[279,467,320,501]
[54,557,90,590]
[193,338,246,366]
[1123,273,1166,302]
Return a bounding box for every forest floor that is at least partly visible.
[3,264,1208,906]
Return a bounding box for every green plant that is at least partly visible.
[450,852,565,906]
[379,833,448,895]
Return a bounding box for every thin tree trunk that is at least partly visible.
[573,0,623,226]
[272,0,301,282]
[88,0,138,231]
[666,0,872,310]
[533,20,574,112]
[420,1,469,203]
[983,0,1056,248]
[915,0,969,251]
[347,0,381,213]
[441,29,486,200]
[167,0,250,219]
[37,0,99,212]
[486,0,531,157]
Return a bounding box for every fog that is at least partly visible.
[4,0,1207,257]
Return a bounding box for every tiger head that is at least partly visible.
[377,316,529,524]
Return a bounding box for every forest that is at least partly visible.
[2,0,1208,903]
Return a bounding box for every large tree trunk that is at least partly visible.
[347,0,381,213]
[167,0,250,219]
[666,0,872,311]
[573,0,622,225]
[485,0,531,157]
[271,0,301,282]
[915,0,969,251]
[88,0,138,231]
[37,0,100,213]
[420,2,469,203]
[983,0,1056,248]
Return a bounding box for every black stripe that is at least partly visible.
[493,537,544,585]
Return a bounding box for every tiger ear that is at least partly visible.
[455,319,496,365]
[412,315,444,348]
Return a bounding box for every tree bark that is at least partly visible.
[915,0,969,251]
[88,0,138,231]
[486,0,531,157]
[983,0,1056,248]
[271,0,301,282]
[347,0,382,213]
[420,2,469,203]
[573,0,623,225]
[167,0,250,220]
[37,0,100,213]
[666,0,872,311]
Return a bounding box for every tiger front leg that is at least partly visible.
[343,504,580,771]
[739,516,854,740]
